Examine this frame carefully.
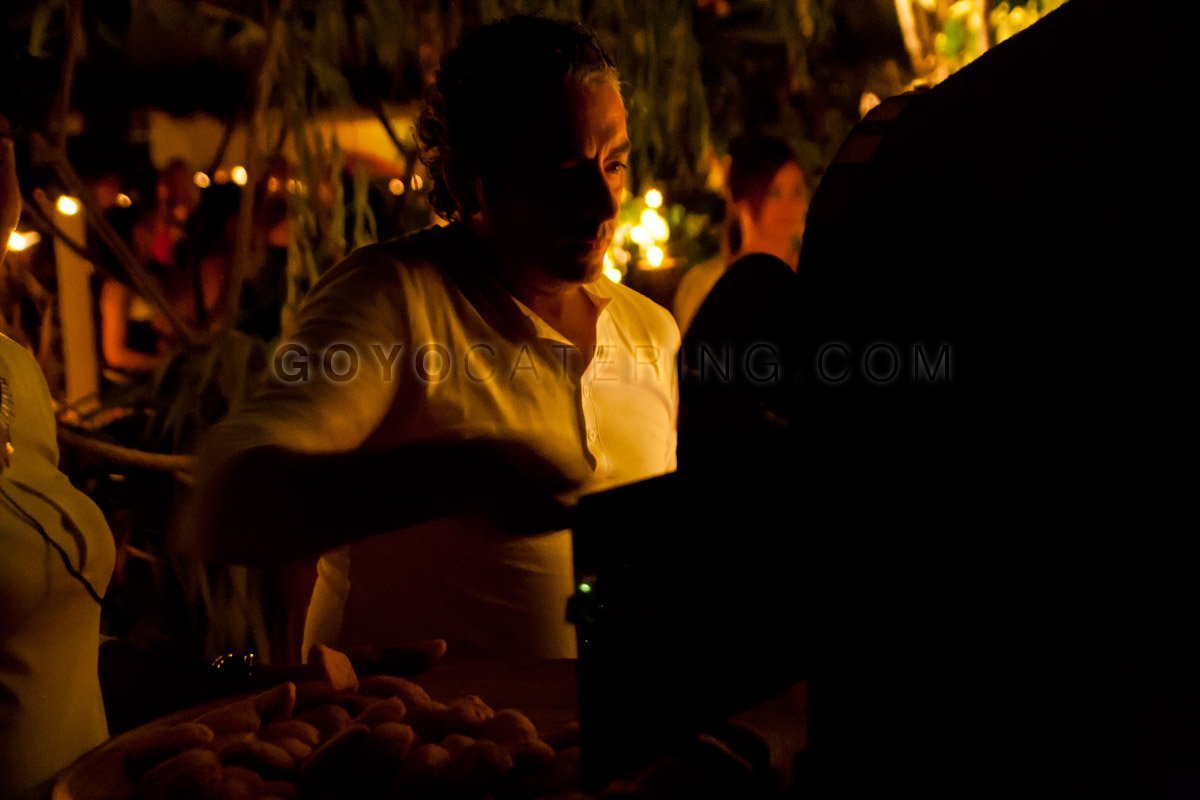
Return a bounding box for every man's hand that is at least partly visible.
[461,437,584,534]
[302,644,361,691]
[343,640,448,677]
[285,641,445,687]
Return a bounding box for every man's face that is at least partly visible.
[478,79,630,288]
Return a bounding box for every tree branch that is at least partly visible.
[50,0,84,150]
[369,99,410,160]
[219,0,292,336]
[20,192,107,267]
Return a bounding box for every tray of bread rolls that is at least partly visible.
[53,653,583,800]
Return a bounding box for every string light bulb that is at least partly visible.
[640,208,669,242]
[56,195,80,216]
[7,231,40,251]
[231,166,248,186]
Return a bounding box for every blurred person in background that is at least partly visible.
[673,135,808,336]
[2,111,116,800]
[98,158,229,376]
[675,136,808,479]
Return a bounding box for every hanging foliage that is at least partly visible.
[3,0,929,661]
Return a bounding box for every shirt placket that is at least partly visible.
[526,330,595,472]
[511,289,612,474]
[581,318,614,478]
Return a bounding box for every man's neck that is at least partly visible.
[514,281,577,322]
[463,222,601,357]
[485,247,583,322]
[516,279,600,365]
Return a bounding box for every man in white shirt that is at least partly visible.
[185,16,679,660]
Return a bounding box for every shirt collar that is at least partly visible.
[510,277,615,345]
[435,223,616,344]
[580,276,616,311]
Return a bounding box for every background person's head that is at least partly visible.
[157,158,200,224]
[727,135,808,266]
[419,16,628,290]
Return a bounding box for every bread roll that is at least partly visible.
[136,747,221,800]
[194,697,261,735]
[216,737,296,777]
[125,723,215,778]
[356,697,407,727]
[479,708,539,746]
[294,704,352,739]
[259,720,321,747]
[359,674,433,708]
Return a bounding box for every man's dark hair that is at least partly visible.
[724,135,803,254]
[727,135,802,220]
[417,15,618,222]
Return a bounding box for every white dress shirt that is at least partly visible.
[1,334,114,799]
[199,225,679,659]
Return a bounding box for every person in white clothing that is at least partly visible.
[673,135,808,335]
[2,113,116,800]
[184,17,679,660]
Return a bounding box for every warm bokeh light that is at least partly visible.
[116,193,132,208]
[640,208,669,242]
[410,174,424,191]
[603,250,623,283]
[388,178,406,196]
[231,166,248,186]
[56,195,81,216]
[645,245,665,268]
[7,231,40,252]
[267,177,281,193]
[644,188,663,209]
[193,172,211,189]
[214,169,230,184]
[629,225,651,247]
[859,91,882,117]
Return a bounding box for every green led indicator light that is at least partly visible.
[579,582,592,594]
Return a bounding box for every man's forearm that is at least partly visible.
[185,442,480,565]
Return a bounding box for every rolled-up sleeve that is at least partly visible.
[189,247,411,538]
